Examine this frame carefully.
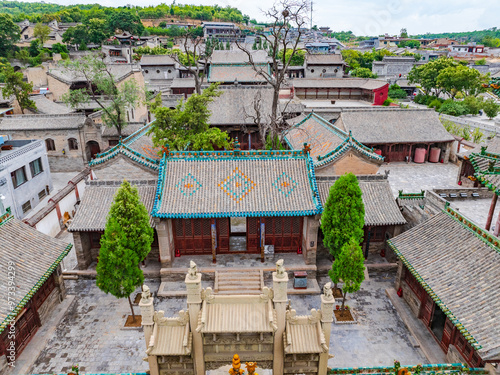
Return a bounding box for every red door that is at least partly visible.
[420,294,434,327]
[263,216,303,252]
[247,217,260,253]
[217,218,230,253]
[1,303,39,358]
[173,219,213,255]
[441,317,454,352]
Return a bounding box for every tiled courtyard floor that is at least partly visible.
[28,271,428,374]
[451,198,500,232]
[379,162,459,196]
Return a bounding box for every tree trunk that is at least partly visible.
[128,295,136,321]
[340,290,347,317]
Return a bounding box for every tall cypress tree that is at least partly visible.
[329,238,366,315]
[321,172,365,258]
[321,173,364,289]
[96,180,154,320]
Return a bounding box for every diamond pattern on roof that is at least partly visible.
[176,173,202,196]
[273,172,297,197]
[218,167,256,202]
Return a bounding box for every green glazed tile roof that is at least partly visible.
[388,206,500,360]
[0,214,72,334]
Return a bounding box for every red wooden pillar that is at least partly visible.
[425,144,431,162]
[486,194,498,231]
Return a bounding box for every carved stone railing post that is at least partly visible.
[319,283,335,375]
[185,261,205,375]
[273,259,288,375]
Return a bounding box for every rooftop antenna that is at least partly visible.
[310,0,313,30]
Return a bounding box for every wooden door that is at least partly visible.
[263,216,303,252]
[247,217,260,253]
[441,317,454,352]
[420,294,434,327]
[173,219,213,255]
[217,218,230,253]
[1,303,39,358]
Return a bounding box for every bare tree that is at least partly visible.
[168,29,212,95]
[237,0,309,148]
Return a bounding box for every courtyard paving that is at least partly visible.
[378,162,459,197]
[27,270,428,374]
[450,198,500,232]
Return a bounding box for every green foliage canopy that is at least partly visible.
[321,173,365,260]
[149,83,232,151]
[0,14,20,57]
[1,64,36,114]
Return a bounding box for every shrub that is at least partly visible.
[483,99,500,119]
[428,99,442,110]
[389,87,408,99]
[414,93,426,104]
[60,52,69,60]
[383,99,392,106]
[472,127,484,144]
[460,125,471,141]
[439,100,468,116]
[463,96,484,115]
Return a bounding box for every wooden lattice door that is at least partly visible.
[217,218,230,253]
[247,217,260,253]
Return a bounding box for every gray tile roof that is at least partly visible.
[211,50,269,64]
[68,181,157,232]
[292,78,388,90]
[153,149,322,218]
[48,63,137,85]
[0,114,87,130]
[30,95,73,115]
[139,54,176,66]
[388,209,500,360]
[170,78,196,88]
[208,87,273,126]
[317,179,406,226]
[306,54,345,65]
[284,112,384,167]
[0,216,72,332]
[208,64,269,83]
[89,122,160,171]
[338,109,455,144]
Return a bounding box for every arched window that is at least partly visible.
[68,138,78,150]
[45,138,55,151]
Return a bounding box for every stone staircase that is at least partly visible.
[214,269,264,295]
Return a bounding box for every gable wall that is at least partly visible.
[315,150,380,176]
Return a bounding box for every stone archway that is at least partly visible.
[86,140,100,161]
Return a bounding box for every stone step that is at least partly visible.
[63,275,78,280]
[215,269,263,294]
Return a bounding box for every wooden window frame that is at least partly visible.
[11,166,28,188]
[29,157,43,177]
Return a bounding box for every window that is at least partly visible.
[145,69,149,74]
[11,167,27,188]
[22,200,31,213]
[24,34,28,40]
[38,189,47,200]
[310,69,315,73]
[168,69,172,73]
[45,138,56,151]
[322,69,326,73]
[68,138,78,150]
[156,69,160,73]
[29,158,43,177]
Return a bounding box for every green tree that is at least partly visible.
[87,18,111,44]
[1,64,36,114]
[15,49,31,65]
[33,23,51,44]
[321,173,365,289]
[436,65,486,99]
[96,180,154,321]
[328,238,365,314]
[463,95,484,115]
[400,28,408,38]
[408,57,458,98]
[388,84,408,99]
[351,67,377,78]
[51,43,68,54]
[62,24,89,48]
[61,54,142,136]
[0,14,20,57]
[150,83,231,151]
[107,10,144,35]
[483,99,500,119]
[278,49,305,66]
[475,58,487,66]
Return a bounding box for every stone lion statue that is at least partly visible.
[323,282,334,300]
[276,259,285,278]
[141,285,151,302]
[188,260,198,279]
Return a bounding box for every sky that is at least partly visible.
[28,0,500,35]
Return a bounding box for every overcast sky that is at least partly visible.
[36,0,500,35]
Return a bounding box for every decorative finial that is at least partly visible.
[481,146,487,155]
[275,259,286,278]
[323,282,334,301]
[303,142,311,155]
[245,362,258,375]
[229,354,244,375]
[188,261,198,279]
[141,285,151,302]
